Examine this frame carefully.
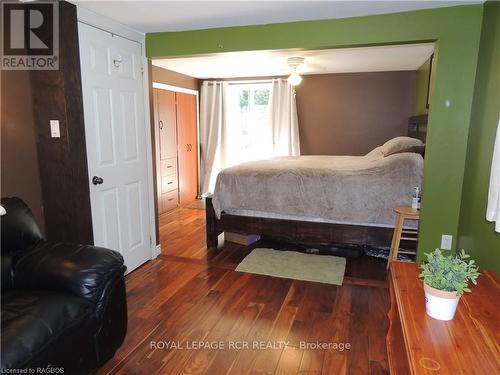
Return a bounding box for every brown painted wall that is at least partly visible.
[296,71,416,156]
[152,66,199,90]
[1,71,45,232]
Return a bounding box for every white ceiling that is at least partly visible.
[152,43,435,79]
[73,1,481,33]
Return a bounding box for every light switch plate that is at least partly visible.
[50,120,60,138]
[441,234,453,250]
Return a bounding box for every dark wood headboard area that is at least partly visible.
[408,114,428,143]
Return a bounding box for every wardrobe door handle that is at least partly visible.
[186,144,189,152]
[159,120,163,130]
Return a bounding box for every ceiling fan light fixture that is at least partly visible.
[287,57,305,86]
[287,69,303,86]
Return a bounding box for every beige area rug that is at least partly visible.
[236,248,346,285]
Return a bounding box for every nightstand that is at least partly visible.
[387,206,420,269]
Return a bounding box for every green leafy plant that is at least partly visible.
[419,249,480,294]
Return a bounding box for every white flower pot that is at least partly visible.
[423,283,461,321]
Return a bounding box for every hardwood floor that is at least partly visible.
[96,206,390,375]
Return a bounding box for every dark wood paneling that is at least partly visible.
[30,1,93,243]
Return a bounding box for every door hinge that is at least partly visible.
[140,64,144,74]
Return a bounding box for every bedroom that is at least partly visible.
[1,1,499,374]
[152,43,432,258]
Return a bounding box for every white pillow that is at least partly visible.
[380,136,424,156]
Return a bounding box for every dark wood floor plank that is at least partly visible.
[286,283,325,348]
[205,301,265,375]
[347,286,370,375]
[149,272,263,375]
[274,345,303,375]
[293,283,339,374]
[145,273,250,372]
[321,286,353,375]
[298,348,325,375]
[251,281,306,374]
[178,273,272,375]
[101,267,229,375]
[225,276,292,374]
[368,288,390,375]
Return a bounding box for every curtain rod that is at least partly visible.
[202,78,287,85]
[227,80,272,85]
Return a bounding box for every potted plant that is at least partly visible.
[419,249,479,321]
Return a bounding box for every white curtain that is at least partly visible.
[486,118,500,232]
[269,78,301,156]
[200,79,300,194]
[200,81,226,194]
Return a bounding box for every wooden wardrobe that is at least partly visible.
[153,88,198,214]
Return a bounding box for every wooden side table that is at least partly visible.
[387,206,420,269]
[387,262,500,374]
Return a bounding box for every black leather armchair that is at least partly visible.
[1,197,127,374]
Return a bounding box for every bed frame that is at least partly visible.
[205,196,393,249]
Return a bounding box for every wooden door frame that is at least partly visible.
[77,6,161,259]
[152,82,201,199]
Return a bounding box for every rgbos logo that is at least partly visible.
[1,1,59,70]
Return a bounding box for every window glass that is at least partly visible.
[226,83,272,165]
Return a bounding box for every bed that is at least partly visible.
[206,136,425,249]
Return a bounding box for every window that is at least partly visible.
[225,82,272,165]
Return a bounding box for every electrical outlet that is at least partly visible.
[441,234,453,250]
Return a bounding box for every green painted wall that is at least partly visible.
[458,2,500,273]
[414,57,431,115]
[146,5,484,260]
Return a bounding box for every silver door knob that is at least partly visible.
[92,176,104,185]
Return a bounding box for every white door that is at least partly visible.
[78,23,151,272]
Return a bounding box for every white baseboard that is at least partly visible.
[152,244,162,259]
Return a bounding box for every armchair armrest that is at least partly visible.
[13,241,126,303]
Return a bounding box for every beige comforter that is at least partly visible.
[212,154,423,228]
